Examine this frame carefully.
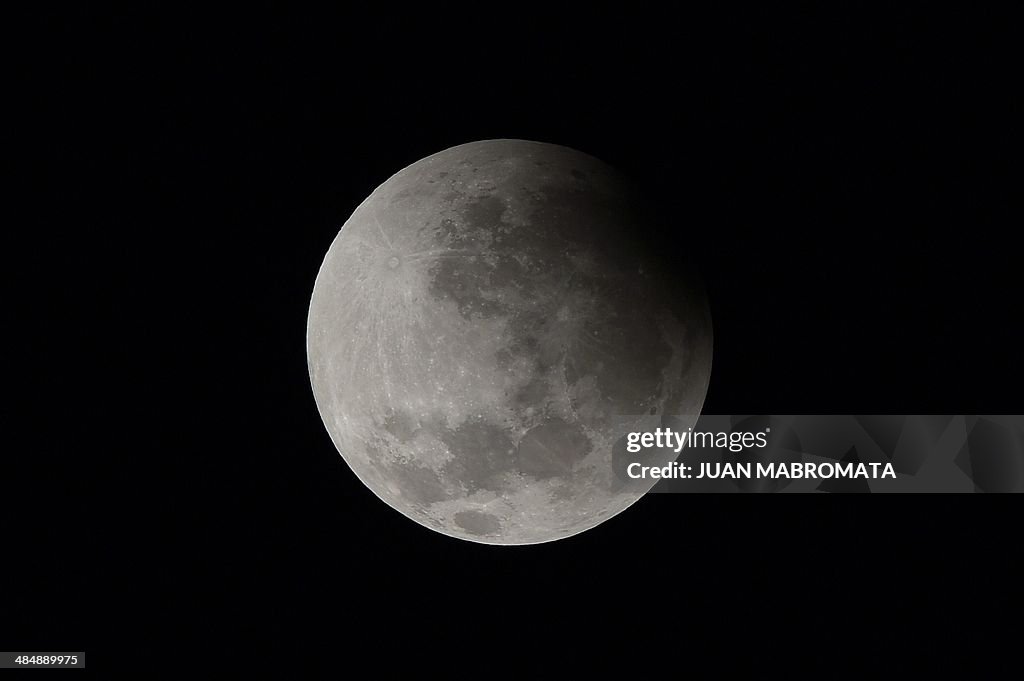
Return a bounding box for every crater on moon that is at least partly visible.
[307,139,712,544]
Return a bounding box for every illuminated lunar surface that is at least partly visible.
[307,139,712,544]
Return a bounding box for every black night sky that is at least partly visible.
[13,5,1022,675]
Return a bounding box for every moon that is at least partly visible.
[307,139,712,544]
